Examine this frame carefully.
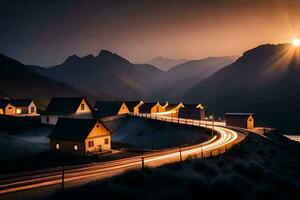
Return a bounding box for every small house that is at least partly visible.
[225,113,254,129]
[94,101,142,118]
[161,102,185,117]
[178,104,205,120]
[0,99,15,115]
[133,101,144,113]
[125,101,143,113]
[48,118,111,156]
[137,102,162,114]
[41,97,93,125]
[0,98,37,116]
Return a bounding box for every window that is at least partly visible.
[105,138,109,145]
[74,145,78,150]
[8,107,12,109]
[56,143,60,149]
[16,108,21,114]
[88,140,94,148]
[80,104,85,110]
[30,107,35,113]
[46,117,50,123]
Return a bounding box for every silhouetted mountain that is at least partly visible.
[150,56,237,101]
[183,44,300,132]
[146,56,187,71]
[0,54,107,109]
[31,50,163,100]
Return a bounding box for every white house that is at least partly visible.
[41,97,93,125]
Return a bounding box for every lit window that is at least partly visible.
[105,138,109,144]
[16,108,21,114]
[88,141,94,147]
[56,143,60,149]
[74,145,78,150]
[80,104,85,110]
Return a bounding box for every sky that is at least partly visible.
[0,0,300,66]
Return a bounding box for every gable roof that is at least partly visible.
[124,101,141,112]
[165,103,180,111]
[94,101,123,117]
[43,97,91,115]
[139,102,158,113]
[48,118,111,141]
[9,98,34,107]
[178,104,202,119]
[225,113,253,116]
[0,99,10,109]
[225,113,253,121]
[165,103,184,111]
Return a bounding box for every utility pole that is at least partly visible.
[210,112,214,138]
[179,146,182,162]
[200,145,203,158]
[141,157,145,170]
[61,165,65,190]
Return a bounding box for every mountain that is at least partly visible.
[146,56,187,71]
[150,56,237,101]
[30,50,163,100]
[0,54,107,109]
[183,44,300,133]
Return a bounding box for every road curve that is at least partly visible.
[0,116,242,196]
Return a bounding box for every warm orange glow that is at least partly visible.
[292,38,300,47]
[16,108,21,114]
[262,43,300,76]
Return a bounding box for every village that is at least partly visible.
[0,97,255,157]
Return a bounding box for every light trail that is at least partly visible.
[0,115,243,197]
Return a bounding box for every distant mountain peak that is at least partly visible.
[147,56,187,71]
[97,49,130,64]
[98,49,114,56]
[63,54,81,64]
[82,54,95,60]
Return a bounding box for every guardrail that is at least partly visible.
[129,112,245,159]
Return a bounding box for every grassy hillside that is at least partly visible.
[104,116,211,149]
[53,132,300,200]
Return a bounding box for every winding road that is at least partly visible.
[0,114,244,199]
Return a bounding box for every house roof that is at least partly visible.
[225,113,253,116]
[178,104,203,119]
[43,97,91,115]
[124,101,141,112]
[9,98,34,107]
[139,102,158,113]
[0,99,10,109]
[48,118,111,141]
[94,101,123,117]
[165,103,180,111]
[225,113,253,120]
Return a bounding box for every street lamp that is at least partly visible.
[209,113,214,138]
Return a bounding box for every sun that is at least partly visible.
[292,38,300,47]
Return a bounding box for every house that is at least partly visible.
[178,104,206,120]
[225,113,254,129]
[0,98,38,116]
[133,101,144,113]
[48,118,111,156]
[94,101,142,118]
[137,102,162,113]
[0,99,14,115]
[160,102,185,117]
[125,101,143,113]
[41,97,93,125]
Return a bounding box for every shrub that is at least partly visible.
[192,160,219,177]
